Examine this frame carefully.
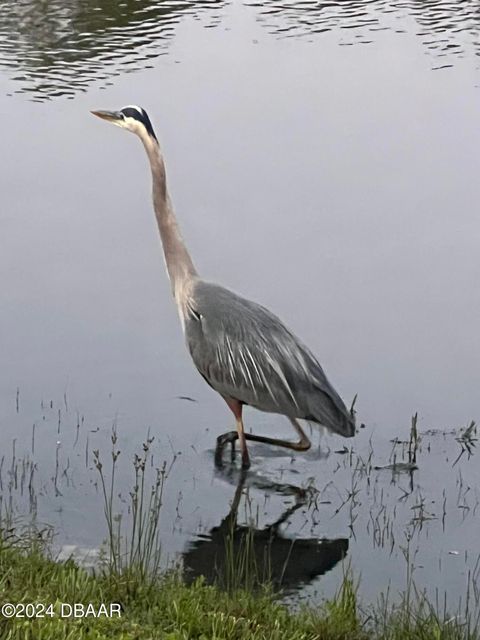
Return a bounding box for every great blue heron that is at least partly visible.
[91,105,355,469]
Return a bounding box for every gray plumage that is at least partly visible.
[92,105,355,469]
[185,280,354,437]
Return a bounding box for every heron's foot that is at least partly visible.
[215,431,238,468]
[215,431,250,469]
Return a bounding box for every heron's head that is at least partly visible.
[91,105,158,143]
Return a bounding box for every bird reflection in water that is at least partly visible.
[182,469,348,593]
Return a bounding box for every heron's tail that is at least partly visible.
[307,385,356,438]
[335,409,356,438]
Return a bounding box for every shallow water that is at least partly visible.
[0,0,479,608]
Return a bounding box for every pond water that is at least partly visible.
[0,0,479,610]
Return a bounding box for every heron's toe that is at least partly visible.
[216,431,238,446]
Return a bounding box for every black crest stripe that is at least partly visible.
[120,106,158,142]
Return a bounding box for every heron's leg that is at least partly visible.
[215,417,310,467]
[244,418,311,452]
[289,418,311,450]
[217,398,251,470]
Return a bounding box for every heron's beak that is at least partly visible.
[90,109,123,123]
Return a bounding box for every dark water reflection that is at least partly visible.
[0,0,224,100]
[0,0,479,100]
[183,470,348,592]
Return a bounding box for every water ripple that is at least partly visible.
[0,0,225,100]
[0,0,478,101]
[245,0,478,63]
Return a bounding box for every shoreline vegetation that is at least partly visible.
[0,533,478,639]
[1,422,479,639]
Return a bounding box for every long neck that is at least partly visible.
[141,133,197,300]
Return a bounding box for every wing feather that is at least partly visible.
[184,280,354,436]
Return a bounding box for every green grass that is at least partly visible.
[0,535,478,640]
[0,535,360,640]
